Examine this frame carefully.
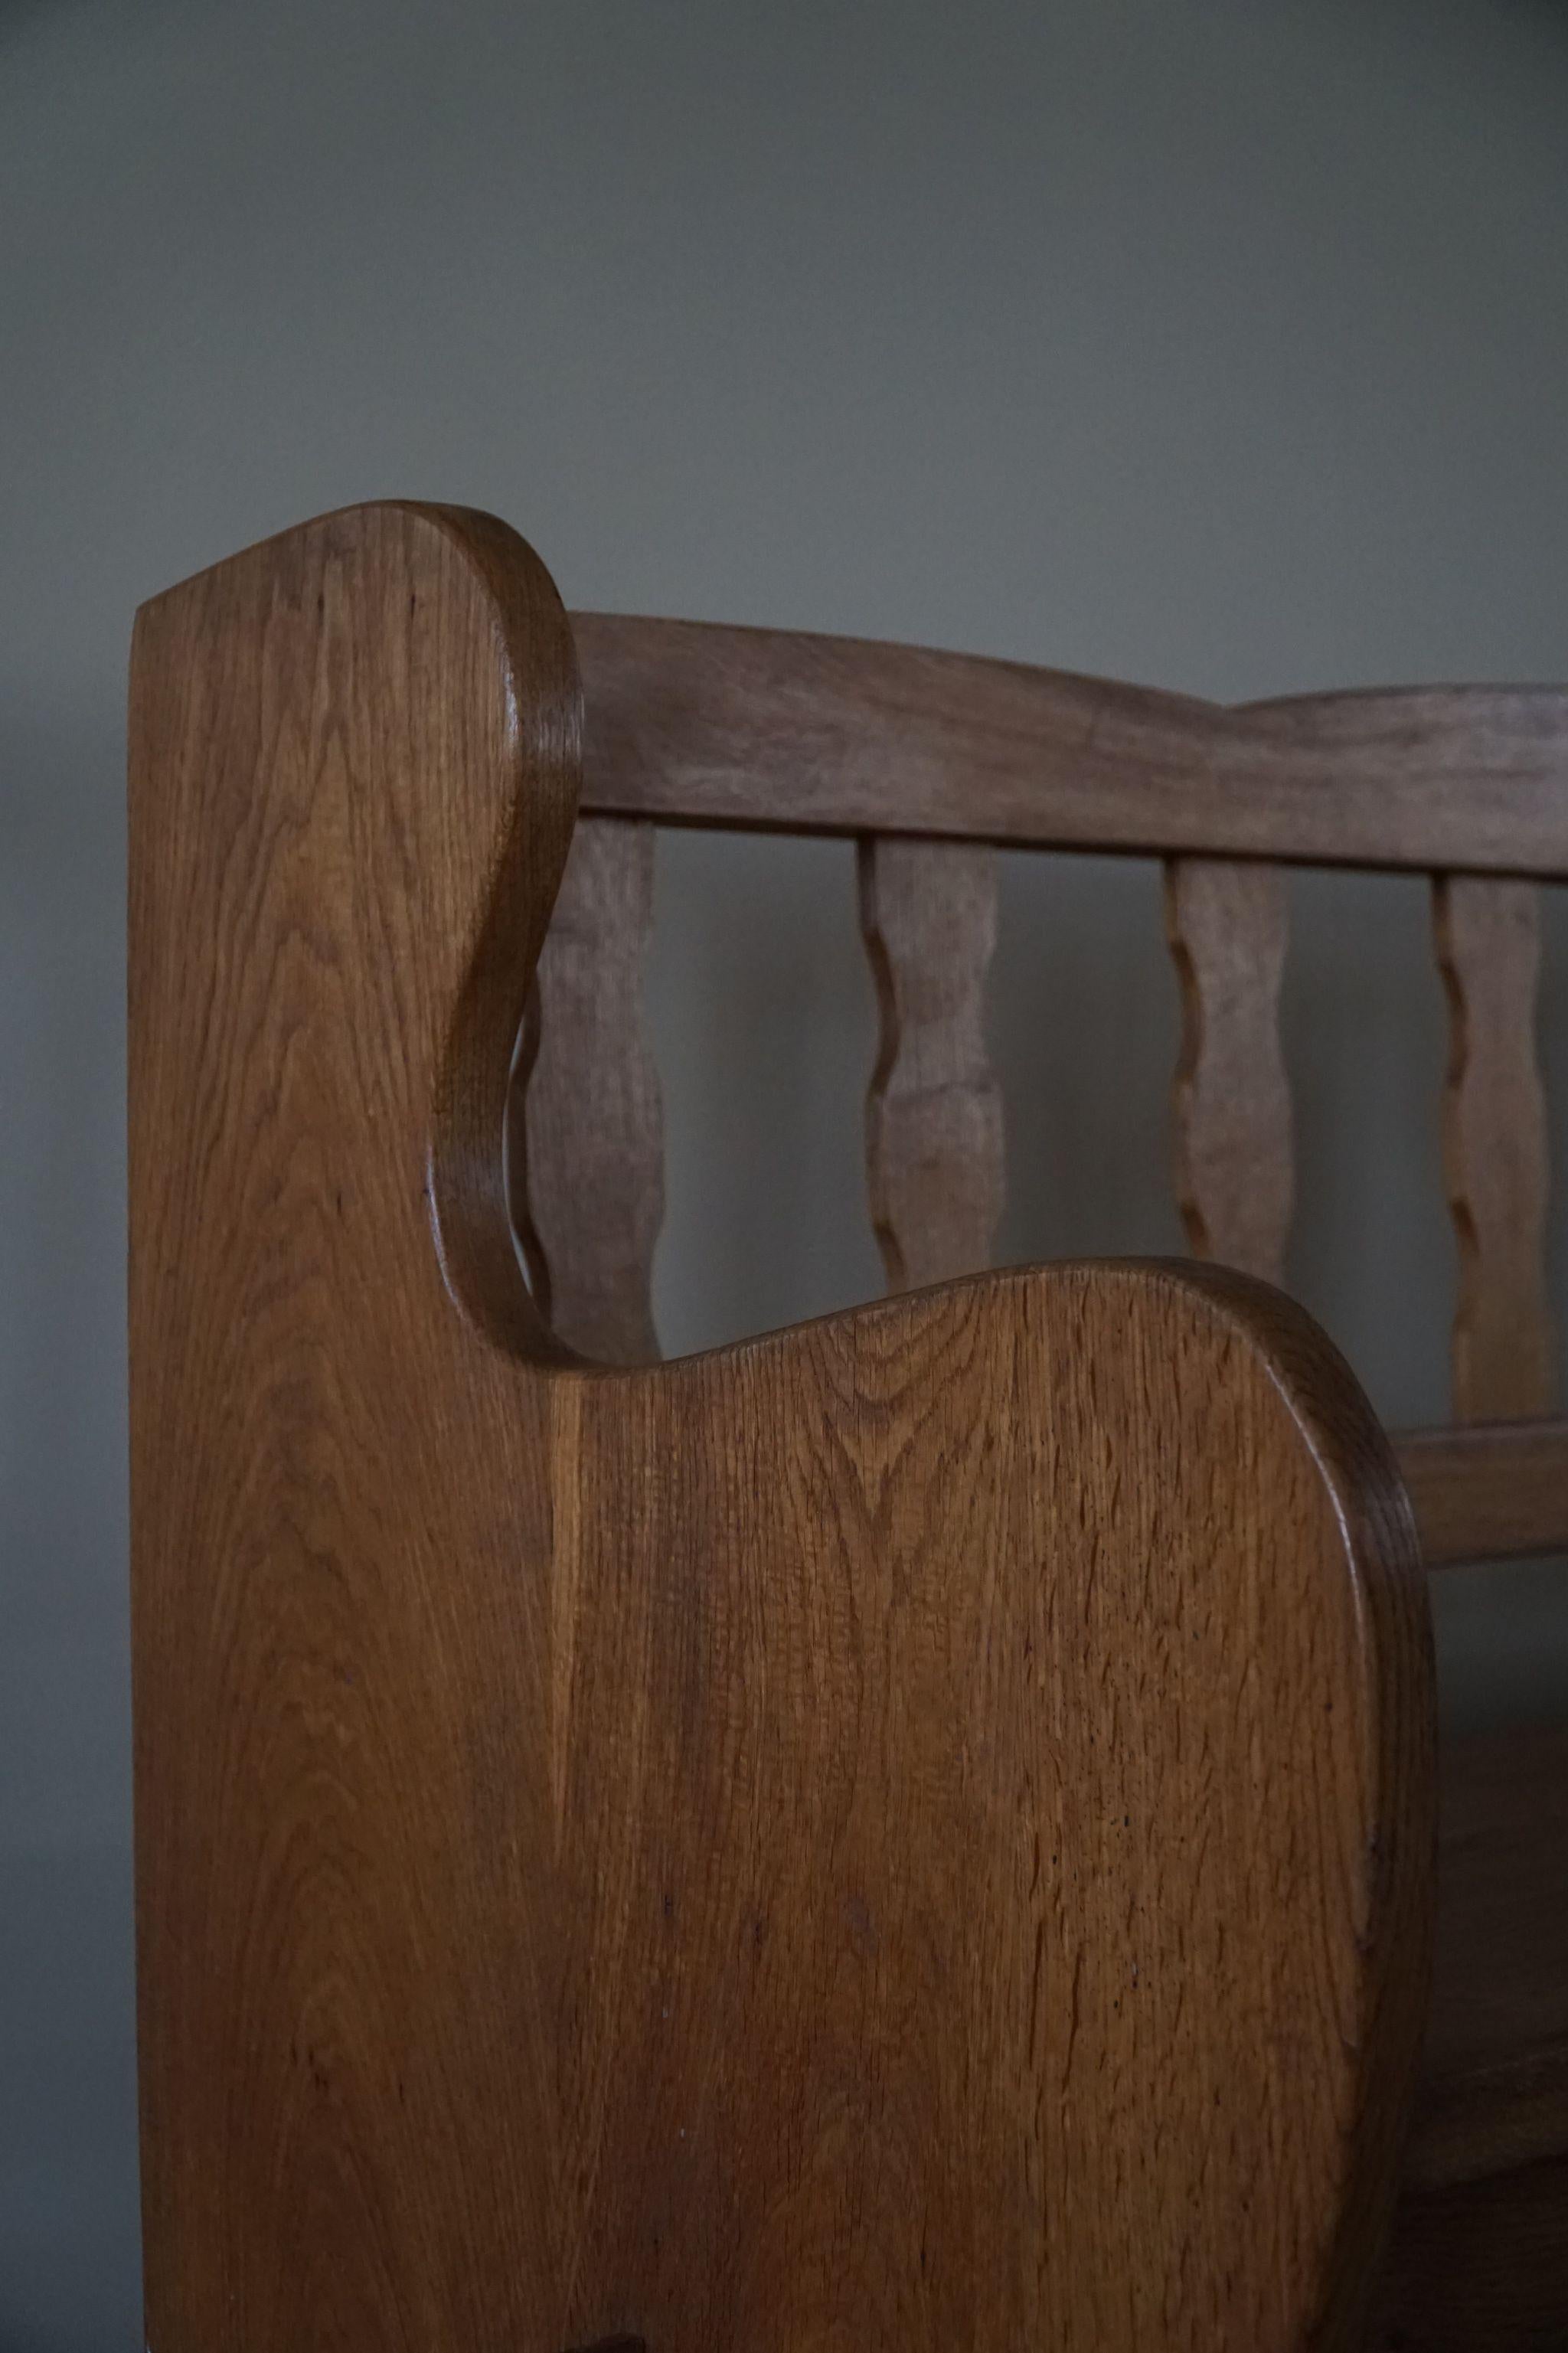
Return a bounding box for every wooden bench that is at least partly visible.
[129,502,1566,2350]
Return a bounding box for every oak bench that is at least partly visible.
[129,502,1566,2349]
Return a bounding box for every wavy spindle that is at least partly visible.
[1165,855,1294,1284]
[510,815,664,1362]
[859,835,1004,1292]
[1434,873,1554,1420]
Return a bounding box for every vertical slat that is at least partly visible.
[858,835,1004,1291]
[508,815,664,1361]
[1165,855,1294,1283]
[1433,873,1554,1420]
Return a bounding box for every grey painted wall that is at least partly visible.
[3,0,1567,2340]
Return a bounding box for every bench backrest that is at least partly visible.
[513,616,1568,1570]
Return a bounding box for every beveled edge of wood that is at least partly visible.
[409,506,585,1362]
[132,500,586,1366]
[1087,1257,1438,2342]
[570,610,1568,875]
[1083,1256,1430,1616]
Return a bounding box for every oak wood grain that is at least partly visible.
[1394,1418,1568,1567]
[511,813,663,1362]
[1165,855,1294,1283]
[858,835,1003,1290]
[1434,874,1556,1422]
[130,502,577,2353]
[571,612,1568,876]
[131,505,1436,2353]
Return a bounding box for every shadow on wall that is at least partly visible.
[0,710,137,2348]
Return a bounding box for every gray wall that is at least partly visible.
[4,0,1567,2340]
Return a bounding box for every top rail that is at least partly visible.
[572,613,1568,878]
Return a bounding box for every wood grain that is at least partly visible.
[1394,1418,1568,1567]
[511,814,663,1362]
[858,835,1003,1290]
[1434,874,1556,1421]
[130,502,577,2353]
[131,505,1436,2353]
[571,611,1568,876]
[1165,855,1294,1283]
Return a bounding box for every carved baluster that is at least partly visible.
[859,836,1004,1291]
[1433,873,1554,1420]
[508,816,664,1361]
[1165,856,1294,1284]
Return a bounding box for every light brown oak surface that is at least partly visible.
[130,505,1436,2352]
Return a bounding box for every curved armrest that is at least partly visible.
[129,505,1435,2352]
